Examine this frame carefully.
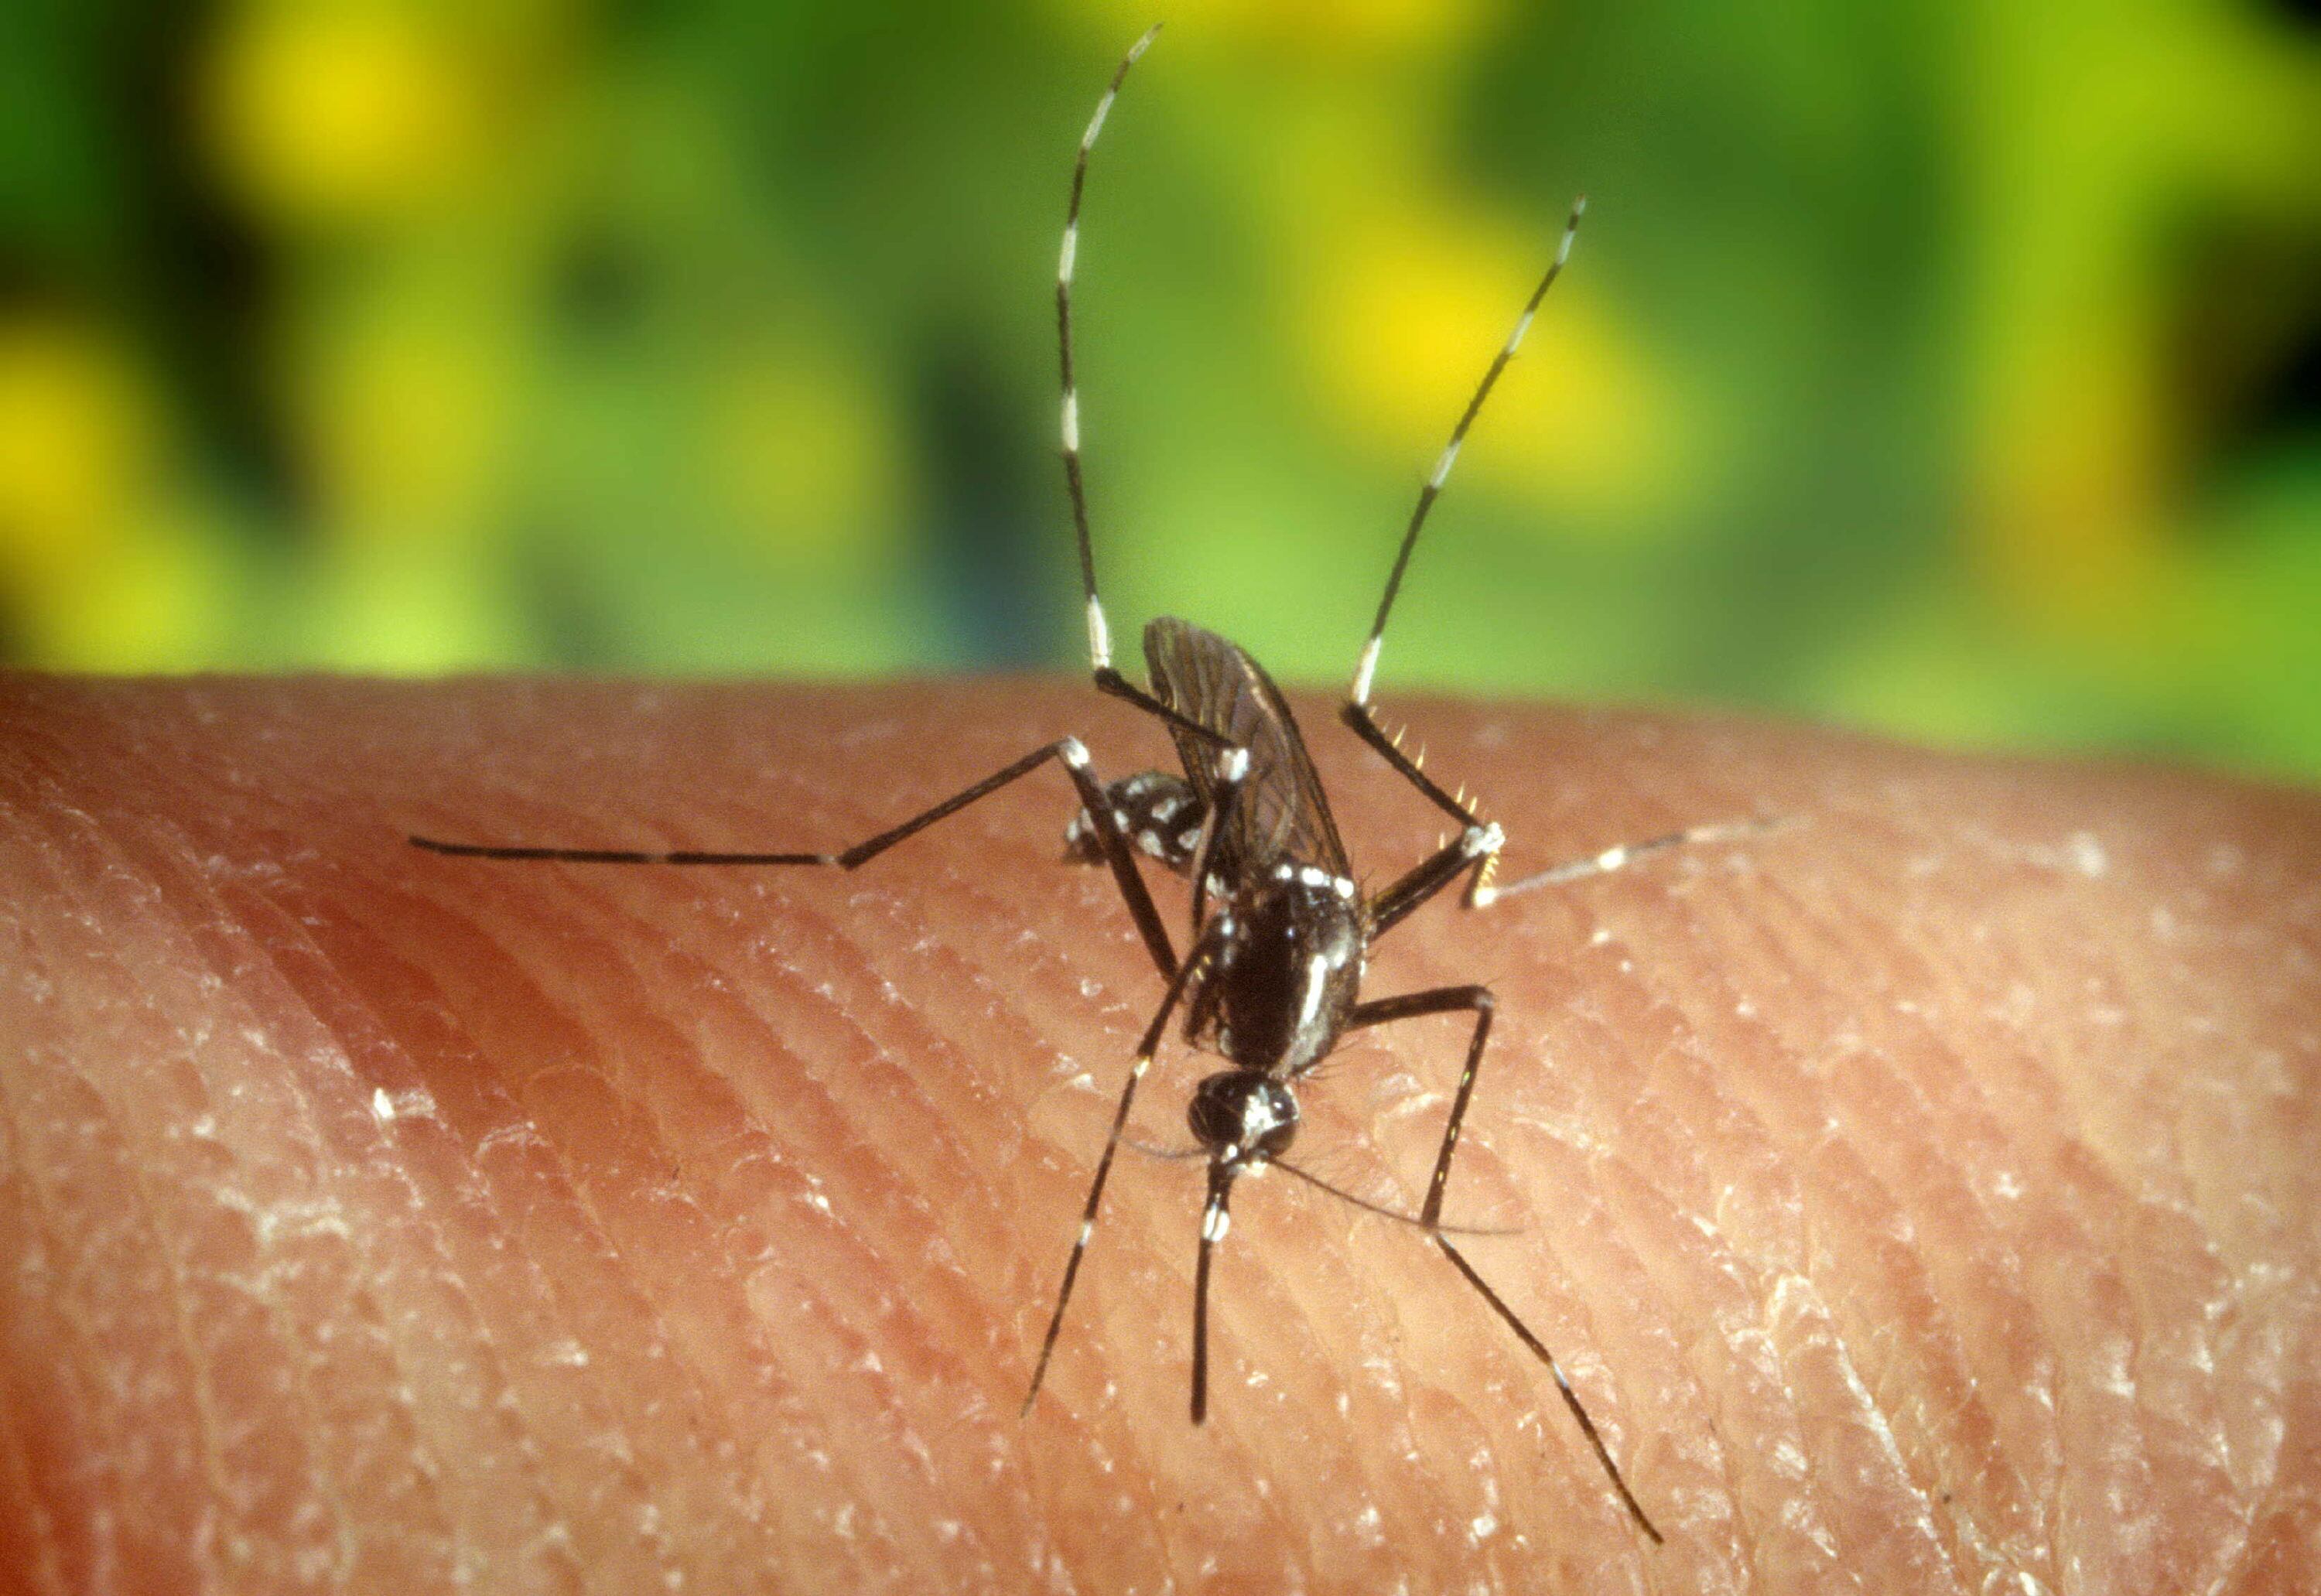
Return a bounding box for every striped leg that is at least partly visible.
[1472,815,1781,907]
[411,736,1184,983]
[1022,918,1221,1415]
[1348,983,1663,1543]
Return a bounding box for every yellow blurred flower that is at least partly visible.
[1066,0,1492,56]
[200,4,487,227]
[0,317,241,669]
[705,347,905,572]
[1304,201,1681,528]
[296,288,516,539]
[0,316,154,583]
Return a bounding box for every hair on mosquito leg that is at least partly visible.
[401,22,1810,1549]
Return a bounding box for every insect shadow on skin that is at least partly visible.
[410,22,1781,1546]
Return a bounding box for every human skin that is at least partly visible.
[0,673,2315,1594]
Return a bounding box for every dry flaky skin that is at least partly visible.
[0,675,2316,1595]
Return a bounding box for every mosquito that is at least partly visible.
[412,24,1770,1544]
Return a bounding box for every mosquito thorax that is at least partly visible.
[1188,1070,1299,1163]
[1206,866,1366,1075]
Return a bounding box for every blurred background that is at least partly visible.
[2,0,2316,775]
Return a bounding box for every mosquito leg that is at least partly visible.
[1340,702,1483,831]
[1365,819,1502,940]
[1095,669,1236,751]
[1474,815,1782,907]
[1345,985,1499,1231]
[1024,920,1219,1417]
[1347,982,1663,1543]
[1185,746,1251,935]
[412,736,1183,983]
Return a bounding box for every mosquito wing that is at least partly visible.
[1143,617,1351,880]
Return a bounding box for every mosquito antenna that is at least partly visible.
[1349,195,1586,709]
[1060,22,1162,674]
[1271,1157,1518,1236]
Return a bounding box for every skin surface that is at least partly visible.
[1,672,2316,1594]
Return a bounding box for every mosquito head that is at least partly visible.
[1188,1069,1299,1166]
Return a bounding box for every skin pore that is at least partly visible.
[2,673,2315,1592]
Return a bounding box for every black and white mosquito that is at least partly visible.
[412,25,1767,1544]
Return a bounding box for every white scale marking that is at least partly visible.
[1082,93,1114,151]
[1429,437,1462,490]
[1085,595,1111,668]
[1351,635,1383,707]
[1203,1204,1232,1243]
[1297,952,1331,1030]
[1058,222,1077,284]
[1061,389,1080,453]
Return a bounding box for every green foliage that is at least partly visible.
[2,0,2316,776]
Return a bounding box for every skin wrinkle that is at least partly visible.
[220,877,568,1590]
[263,866,633,1594]
[5,677,2319,1591]
[117,842,455,1591]
[1512,927,1783,1576]
[1735,867,2046,1577]
[1543,985,1791,1570]
[1419,1102,1686,1572]
[385,882,807,1590]
[661,831,1173,1581]
[53,747,585,1587]
[80,729,491,1588]
[718,878,1051,1579]
[296,872,682,1591]
[1801,792,2267,1587]
[1329,1000,1583,1546]
[1975,916,2203,1587]
[1718,858,2061,1568]
[611,870,1024,1481]
[656,921,1007,1590]
[432,893,789,1584]
[15,789,337,1594]
[1609,851,2011,1582]
[0,907,156,1595]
